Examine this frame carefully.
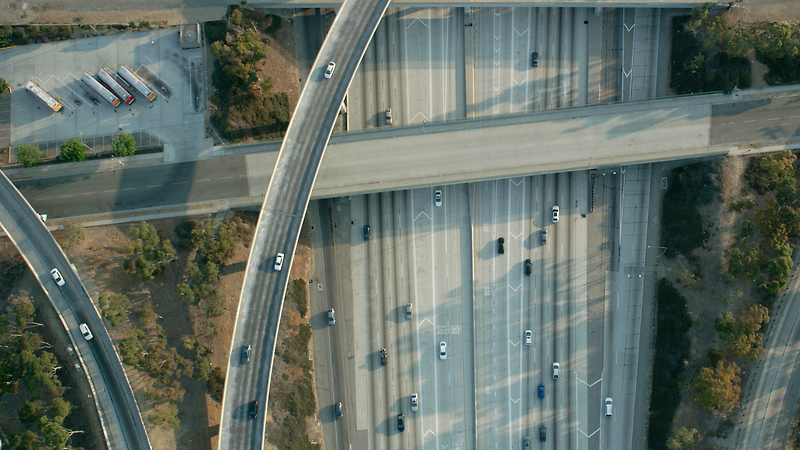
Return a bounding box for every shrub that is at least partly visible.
[15,144,44,168]
[290,279,308,317]
[0,77,9,93]
[661,163,716,257]
[648,279,692,450]
[207,367,225,401]
[0,25,12,48]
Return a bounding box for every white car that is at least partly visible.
[79,323,93,341]
[411,393,418,411]
[435,190,442,207]
[605,397,613,416]
[324,61,336,79]
[439,341,447,360]
[525,330,532,345]
[553,362,559,379]
[552,205,560,223]
[274,253,284,271]
[50,268,65,287]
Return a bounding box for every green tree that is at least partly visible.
[210,28,268,92]
[744,151,797,196]
[15,144,44,168]
[59,138,87,162]
[0,26,11,48]
[18,399,46,424]
[123,221,176,280]
[119,329,145,366]
[7,430,41,449]
[50,397,74,420]
[203,261,221,282]
[182,336,196,350]
[38,416,70,448]
[175,283,195,303]
[191,219,239,265]
[715,311,736,342]
[728,303,770,361]
[694,360,741,413]
[138,303,157,325]
[111,132,137,157]
[98,293,130,327]
[148,403,179,429]
[666,427,700,450]
[185,262,202,281]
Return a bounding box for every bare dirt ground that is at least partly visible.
[62,214,247,450]
[259,16,302,119]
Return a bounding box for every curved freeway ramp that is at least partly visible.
[216,0,391,448]
[0,170,151,450]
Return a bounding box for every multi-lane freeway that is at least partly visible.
[307,164,655,449]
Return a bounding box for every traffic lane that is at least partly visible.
[13,157,249,218]
[312,200,349,448]
[711,96,800,145]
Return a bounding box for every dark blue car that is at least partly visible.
[538,383,545,398]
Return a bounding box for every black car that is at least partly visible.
[249,400,259,419]
[335,402,343,419]
[525,259,532,276]
[531,51,539,67]
[364,225,370,241]
[241,344,251,364]
[397,414,405,432]
[541,229,547,244]
[498,237,505,254]
[539,424,546,442]
[381,348,388,366]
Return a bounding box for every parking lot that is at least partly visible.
[0,27,211,162]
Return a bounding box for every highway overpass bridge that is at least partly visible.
[10,86,800,221]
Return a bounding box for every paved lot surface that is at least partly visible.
[0,28,211,162]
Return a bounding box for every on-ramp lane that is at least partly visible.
[216,0,391,448]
